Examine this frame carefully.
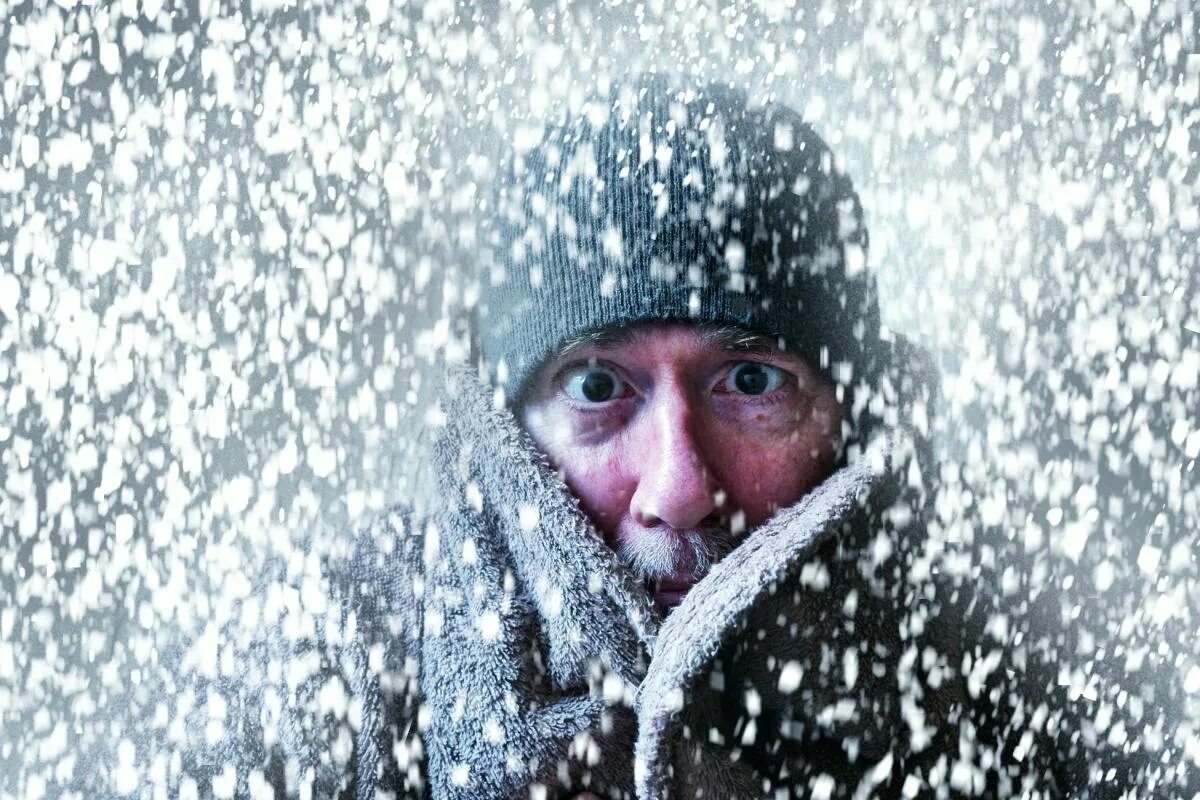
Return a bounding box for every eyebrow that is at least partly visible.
[698,324,783,357]
[553,322,786,362]
[555,326,641,359]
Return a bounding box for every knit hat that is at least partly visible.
[476,76,882,406]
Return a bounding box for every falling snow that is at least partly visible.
[1,1,1198,798]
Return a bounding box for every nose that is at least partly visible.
[628,382,720,531]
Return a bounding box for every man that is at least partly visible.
[401,76,945,797]
[415,76,945,799]
[157,77,950,799]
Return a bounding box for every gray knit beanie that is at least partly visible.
[476,75,882,406]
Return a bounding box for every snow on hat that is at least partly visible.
[477,74,882,405]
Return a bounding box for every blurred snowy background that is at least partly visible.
[1,0,1197,795]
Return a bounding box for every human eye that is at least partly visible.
[722,361,788,396]
[561,363,630,404]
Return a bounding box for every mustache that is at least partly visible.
[612,518,740,582]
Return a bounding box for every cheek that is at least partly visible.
[809,400,843,441]
[715,418,841,527]
[721,447,814,524]
[547,444,634,538]
[522,404,638,539]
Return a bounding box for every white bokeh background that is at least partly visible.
[1,0,1197,795]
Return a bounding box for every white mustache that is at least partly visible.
[614,523,738,582]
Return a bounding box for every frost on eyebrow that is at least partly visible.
[698,324,786,358]
[553,326,643,360]
[553,322,783,363]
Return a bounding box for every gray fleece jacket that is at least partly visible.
[186,360,954,800]
[83,359,956,800]
[47,350,1195,799]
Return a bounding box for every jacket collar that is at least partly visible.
[429,364,912,671]
[431,364,659,688]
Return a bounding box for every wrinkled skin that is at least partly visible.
[519,322,845,613]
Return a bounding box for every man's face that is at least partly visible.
[519,322,845,613]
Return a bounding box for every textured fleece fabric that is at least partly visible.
[82,363,949,800]
[59,344,974,800]
[392,360,942,799]
[51,353,1189,798]
[413,364,932,800]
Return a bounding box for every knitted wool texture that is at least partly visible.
[477,76,882,402]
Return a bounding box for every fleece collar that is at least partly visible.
[423,364,909,799]
[432,364,661,686]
